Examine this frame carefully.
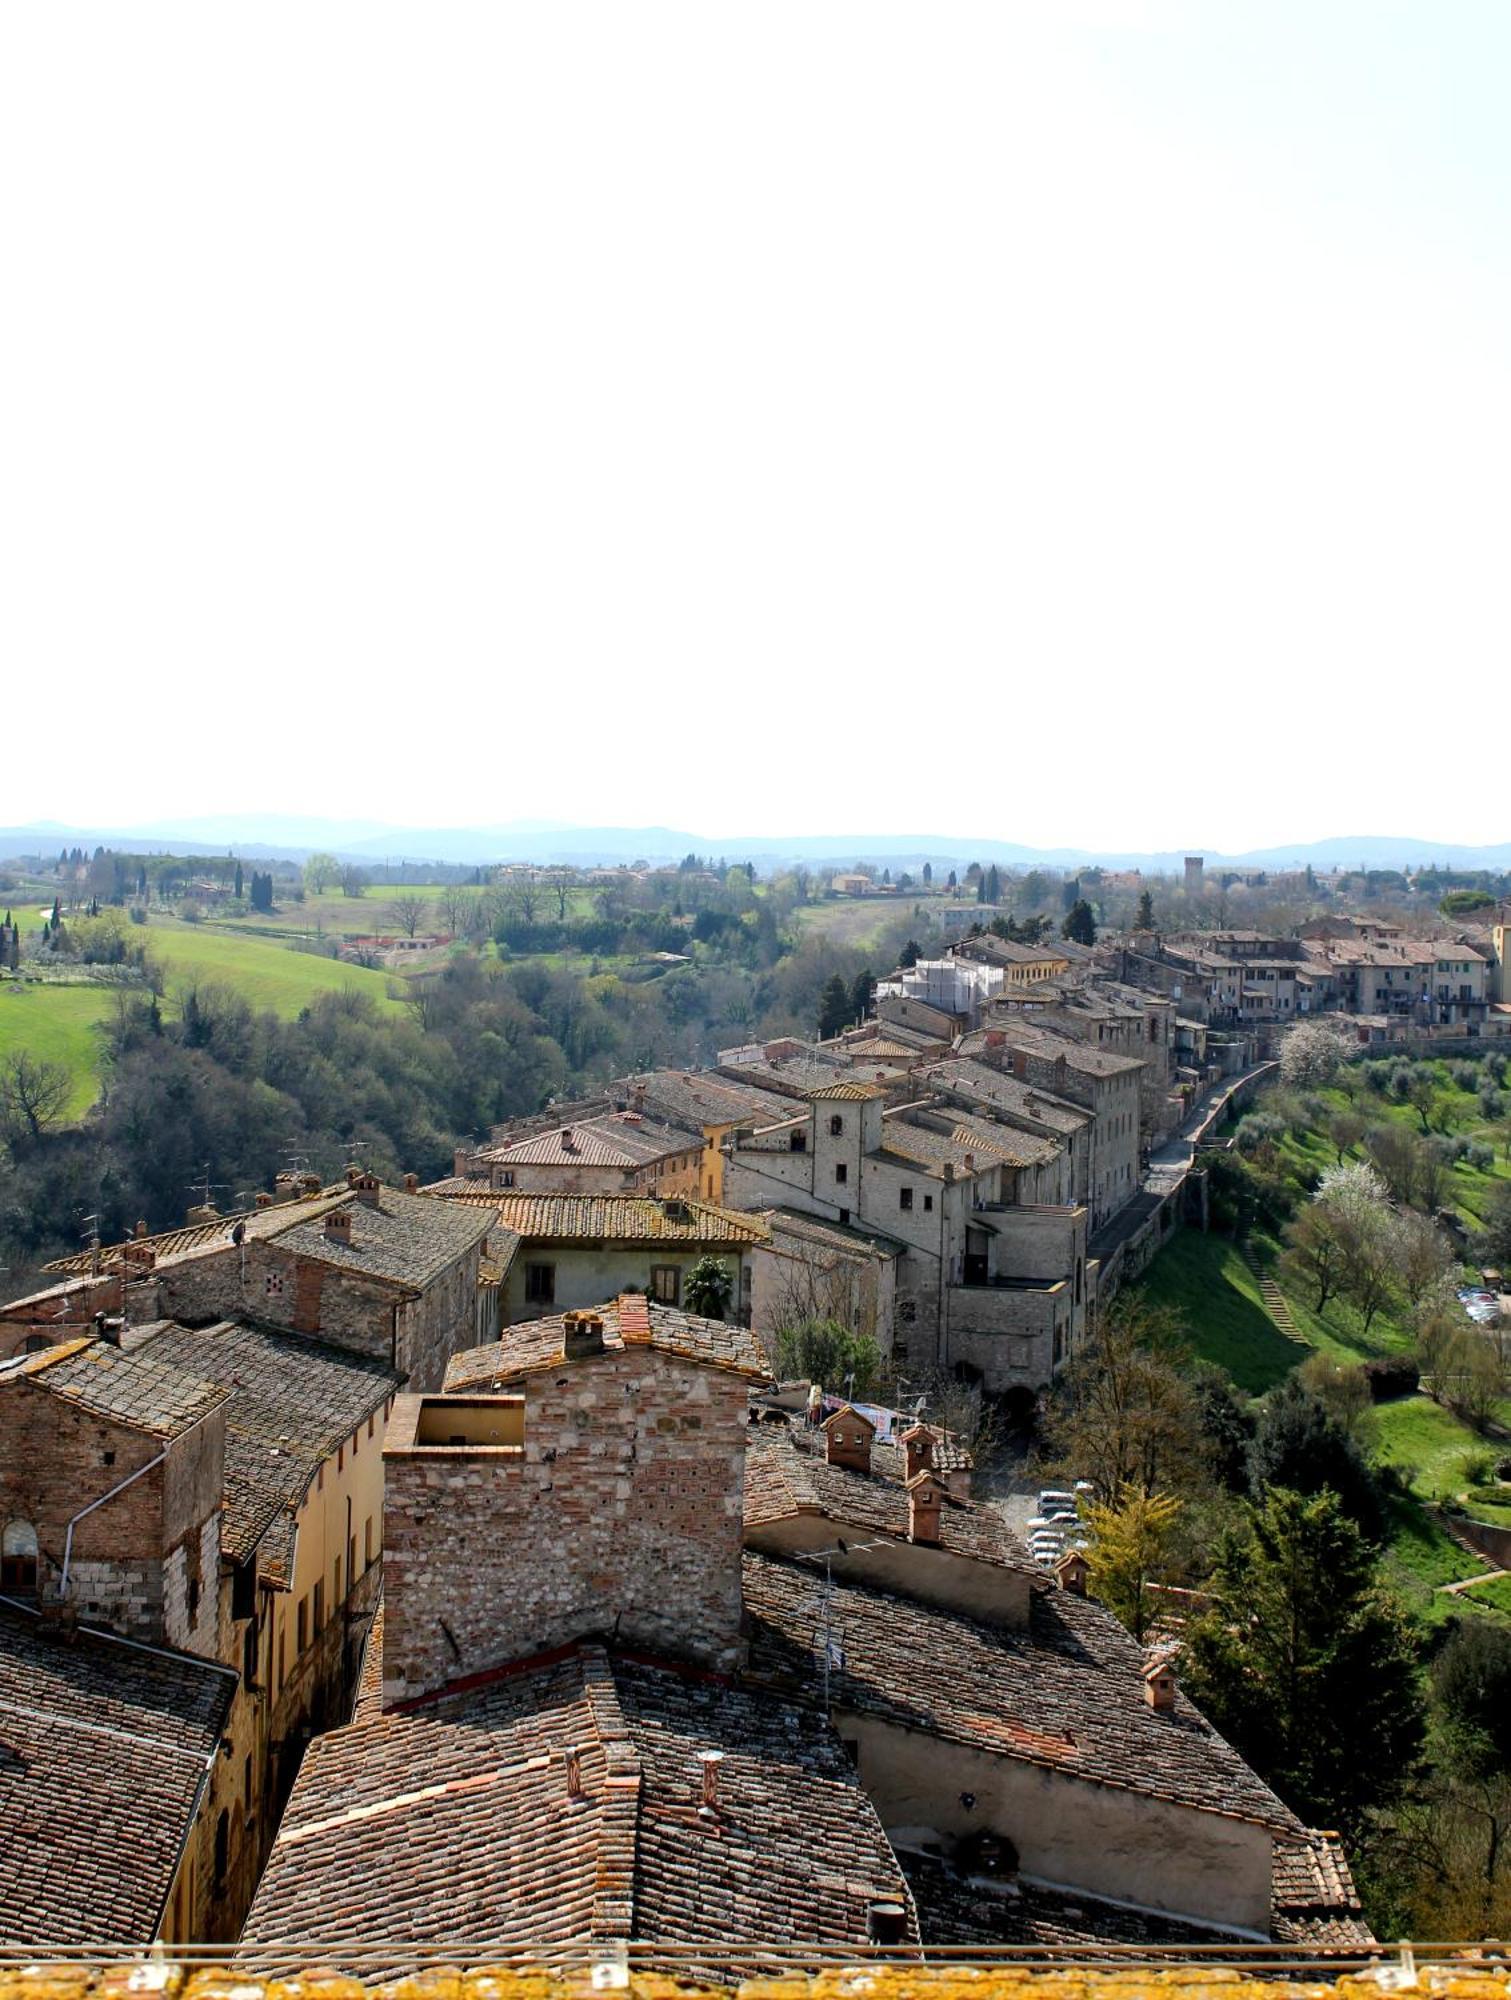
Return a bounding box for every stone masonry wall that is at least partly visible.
[0,1382,225,1648]
[382,1347,750,1704]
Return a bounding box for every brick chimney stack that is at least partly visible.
[907,1470,945,1545]
[403,1172,420,1193]
[901,1424,934,1483]
[1055,1548,1090,1596]
[353,1171,382,1209]
[1144,1658,1177,1712]
[698,1749,724,1818]
[324,1206,353,1246]
[822,1406,875,1474]
[562,1310,605,1360]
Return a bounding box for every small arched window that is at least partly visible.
[829,1115,844,1136]
[2,1521,39,1594]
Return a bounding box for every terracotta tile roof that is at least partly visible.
[478,1112,699,1170]
[40,1195,346,1278]
[445,1296,771,1389]
[944,1110,1061,1170]
[830,1037,921,1062]
[612,1069,795,1133]
[759,1209,906,1260]
[744,1427,1037,1578]
[446,1193,770,1245]
[2,1335,229,1439]
[991,1026,1146,1079]
[916,1058,1091,1134]
[0,1603,234,1947]
[273,1185,493,1290]
[742,1552,1305,1836]
[1270,1833,1371,1945]
[872,1119,986,1180]
[131,1319,401,1568]
[239,1644,914,1974]
[808,1080,885,1101]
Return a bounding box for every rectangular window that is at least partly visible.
[525,1262,556,1304]
[834,1163,848,1185]
[498,1170,515,1188]
[296,1598,308,1655]
[277,1627,286,1693]
[244,1754,254,1812]
[368,1414,375,1440]
[337,1444,344,1473]
[923,1193,934,1212]
[789,1130,807,1152]
[829,1114,844,1136]
[899,1187,913,1211]
[332,1554,343,1604]
[313,1580,325,1634]
[364,1517,375,1569]
[348,1535,357,1591]
[650,1264,680,1305]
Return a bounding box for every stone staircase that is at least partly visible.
[1242,1246,1302,1340]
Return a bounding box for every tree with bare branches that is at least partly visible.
[389,894,428,939]
[0,1052,73,1149]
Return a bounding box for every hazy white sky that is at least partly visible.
[3,2,1507,850]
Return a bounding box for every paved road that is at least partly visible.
[1142,1062,1276,1195]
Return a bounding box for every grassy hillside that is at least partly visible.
[0,984,117,1117]
[145,922,404,1014]
[0,926,405,1124]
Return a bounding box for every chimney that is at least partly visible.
[907,1470,944,1545]
[868,1900,910,1947]
[1055,1548,1090,1597]
[186,1203,218,1227]
[134,1219,148,1240]
[562,1310,605,1360]
[942,1161,955,1183]
[255,1191,274,1209]
[985,1029,1005,1049]
[963,1153,975,1174]
[403,1172,420,1194]
[352,1171,382,1209]
[1011,1048,1029,1080]
[324,1206,354,1246]
[561,1127,578,1153]
[822,1406,875,1474]
[698,1750,724,1818]
[632,1084,646,1113]
[901,1424,934,1483]
[563,1744,583,1800]
[454,1147,471,1179]
[1143,1658,1177,1712]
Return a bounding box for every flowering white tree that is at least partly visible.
[1279,1019,1353,1089]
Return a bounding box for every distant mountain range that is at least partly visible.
[2,818,1509,874]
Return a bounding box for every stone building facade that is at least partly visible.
[381,1297,770,1704]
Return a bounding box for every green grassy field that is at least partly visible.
[793,898,922,950]
[0,925,406,1124]
[145,922,404,1014]
[1137,1228,1308,1392]
[0,983,118,1116]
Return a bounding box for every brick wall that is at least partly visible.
[0,1381,226,1649]
[382,1346,750,1704]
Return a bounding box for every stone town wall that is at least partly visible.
[382,1347,750,1704]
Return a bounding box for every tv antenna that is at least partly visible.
[186,1165,231,1209]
